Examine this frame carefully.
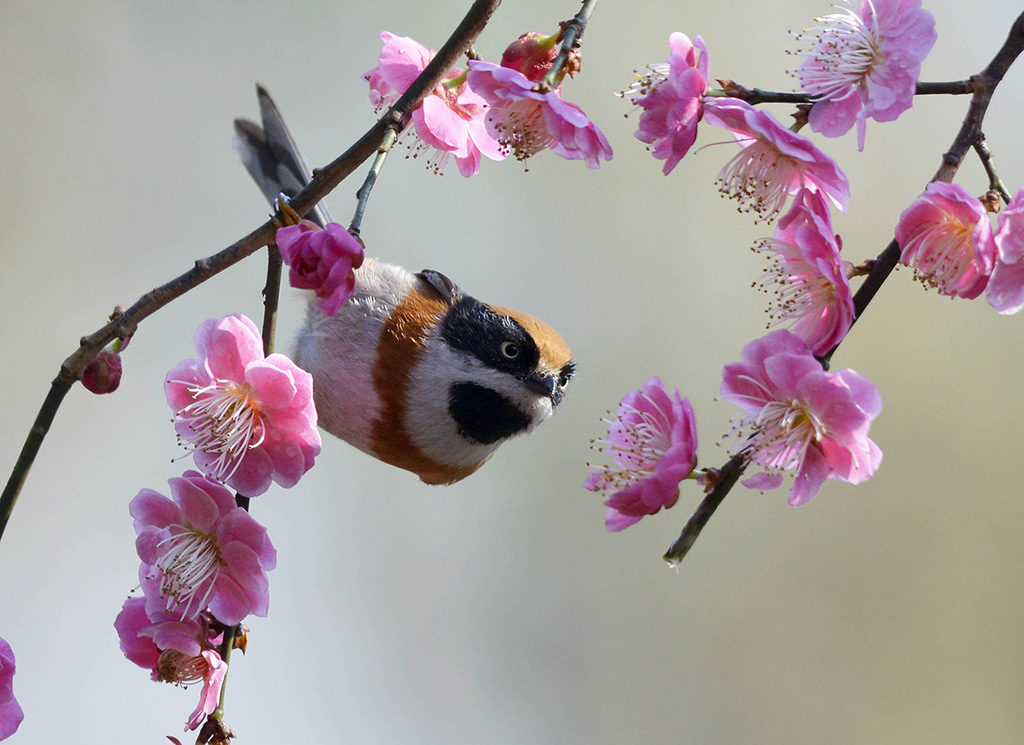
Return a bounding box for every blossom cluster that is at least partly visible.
[363,30,611,175]
[116,471,277,730]
[114,313,321,730]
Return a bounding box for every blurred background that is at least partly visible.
[2,1,1024,743]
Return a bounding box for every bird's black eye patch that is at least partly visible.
[440,296,539,375]
[449,382,532,444]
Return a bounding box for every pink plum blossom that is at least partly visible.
[165,314,320,497]
[703,98,850,221]
[364,32,504,176]
[276,220,365,317]
[466,60,613,168]
[756,190,855,354]
[987,188,1024,314]
[0,637,23,741]
[585,377,698,531]
[796,0,937,151]
[114,596,228,732]
[131,471,277,626]
[620,32,710,175]
[895,181,996,299]
[720,330,882,506]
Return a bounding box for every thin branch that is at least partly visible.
[974,139,1013,204]
[543,0,598,89]
[663,9,1024,566]
[350,124,400,236]
[0,0,503,545]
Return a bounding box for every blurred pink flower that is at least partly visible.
[721,330,882,506]
[466,60,612,168]
[82,344,123,394]
[585,377,698,531]
[703,98,850,221]
[364,32,504,176]
[895,181,996,299]
[131,471,277,626]
[0,637,23,741]
[987,188,1024,314]
[165,314,320,497]
[114,595,227,732]
[276,220,365,317]
[756,190,855,354]
[620,32,709,175]
[796,0,937,150]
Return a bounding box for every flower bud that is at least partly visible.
[500,32,560,81]
[81,346,122,394]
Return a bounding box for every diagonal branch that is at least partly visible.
[0,0,503,543]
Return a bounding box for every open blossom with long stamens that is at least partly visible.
[364,32,504,177]
[721,330,882,506]
[114,595,228,732]
[0,637,23,741]
[165,314,320,497]
[702,98,850,222]
[795,0,937,151]
[466,60,613,168]
[755,190,855,354]
[988,188,1024,314]
[131,471,277,626]
[895,181,996,299]
[584,377,698,532]
[619,32,709,175]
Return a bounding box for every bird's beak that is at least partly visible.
[525,372,560,403]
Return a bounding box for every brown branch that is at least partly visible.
[0,0,503,543]
[664,9,1024,566]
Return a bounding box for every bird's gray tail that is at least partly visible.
[233,84,332,227]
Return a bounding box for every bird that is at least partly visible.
[233,85,575,484]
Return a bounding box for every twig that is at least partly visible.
[542,0,598,89]
[350,123,400,236]
[974,139,1013,204]
[663,9,1024,566]
[0,0,503,544]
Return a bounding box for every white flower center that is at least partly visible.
[756,239,840,325]
[795,0,884,100]
[175,379,264,482]
[617,63,671,105]
[748,398,825,472]
[156,527,222,618]
[905,216,977,293]
[487,98,554,163]
[588,394,673,494]
[157,648,208,685]
[717,138,803,222]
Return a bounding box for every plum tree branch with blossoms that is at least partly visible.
[0,0,504,544]
[4,0,1024,740]
[656,8,1024,566]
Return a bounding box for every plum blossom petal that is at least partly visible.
[755,190,855,354]
[363,32,504,176]
[276,221,365,317]
[619,32,710,175]
[796,0,937,150]
[165,314,320,497]
[114,594,227,732]
[703,98,850,221]
[721,330,882,506]
[585,377,698,531]
[131,471,277,625]
[0,637,24,741]
[987,188,1024,314]
[895,181,996,299]
[467,60,612,168]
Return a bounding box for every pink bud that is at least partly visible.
[81,347,122,394]
[500,32,560,81]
